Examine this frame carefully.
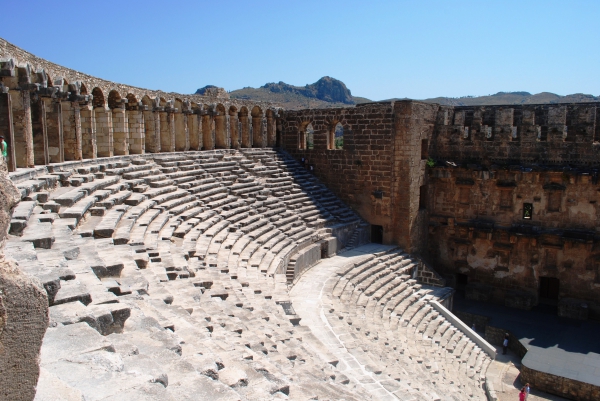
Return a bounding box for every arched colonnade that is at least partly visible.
[0,59,283,171]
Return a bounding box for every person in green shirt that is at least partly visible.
[0,136,7,168]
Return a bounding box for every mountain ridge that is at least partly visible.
[195,79,600,109]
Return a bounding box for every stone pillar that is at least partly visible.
[10,89,34,167]
[62,101,83,161]
[143,107,160,153]
[240,113,250,148]
[0,89,16,171]
[252,112,263,147]
[188,112,201,150]
[174,110,188,151]
[267,112,275,147]
[94,106,113,157]
[160,110,175,152]
[112,104,129,156]
[127,107,145,155]
[30,94,49,165]
[44,98,64,163]
[202,113,214,150]
[81,104,96,159]
[230,112,239,149]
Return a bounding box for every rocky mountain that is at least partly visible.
[227,77,371,109]
[195,80,600,110]
[420,91,600,106]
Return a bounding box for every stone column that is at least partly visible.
[30,93,49,165]
[159,110,175,152]
[201,112,215,150]
[61,101,83,161]
[112,104,129,156]
[94,106,113,158]
[10,88,34,167]
[252,111,263,147]
[188,111,201,150]
[266,112,275,147]
[127,106,145,155]
[240,113,250,148]
[174,109,188,151]
[0,88,16,171]
[229,111,239,149]
[44,98,64,163]
[80,104,96,159]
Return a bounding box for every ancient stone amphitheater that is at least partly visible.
[0,38,496,401]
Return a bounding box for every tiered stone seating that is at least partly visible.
[6,149,490,400]
[6,150,373,400]
[326,249,492,400]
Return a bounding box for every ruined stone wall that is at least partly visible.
[430,103,600,166]
[427,165,600,316]
[281,101,438,253]
[0,170,48,401]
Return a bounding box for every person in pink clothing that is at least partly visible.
[519,387,526,401]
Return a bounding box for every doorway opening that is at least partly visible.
[539,276,559,302]
[371,225,383,244]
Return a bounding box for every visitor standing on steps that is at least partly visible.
[525,383,530,400]
[0,135,7,171]
[503,333,509,355]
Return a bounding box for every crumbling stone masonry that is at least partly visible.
[280,101,600,319]
[0,169,48,401]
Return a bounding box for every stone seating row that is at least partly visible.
[325,249,491,401]
[7,149,369,400]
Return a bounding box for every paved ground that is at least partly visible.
[456,298,600,388]
[290,245,576,400]
[290,244,398,401]
[486,345,568,401]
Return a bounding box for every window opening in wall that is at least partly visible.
[419,185,427,210]
[298,124,307,150]
[371,225,383,244]
[523,203,533,219]
[306,123,314,149]
[539,276,559,302]
[334,122,344,149]
[421,139,428,160]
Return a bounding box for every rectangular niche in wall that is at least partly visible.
[547,191,562,212]
[523,203,533,219]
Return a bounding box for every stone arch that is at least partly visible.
[79,82,88,95]
[107,90,123,109]
[229,105,239,149]
[328,121,344,150]
[251,105,264,148]
[215,103,227,149]
[92,87,105,108]
[174,98,188,151]
[298,121,314,150]
[125,93,138,110]
[239,106,250,148]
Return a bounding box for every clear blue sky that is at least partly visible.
[2,0,599,101]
